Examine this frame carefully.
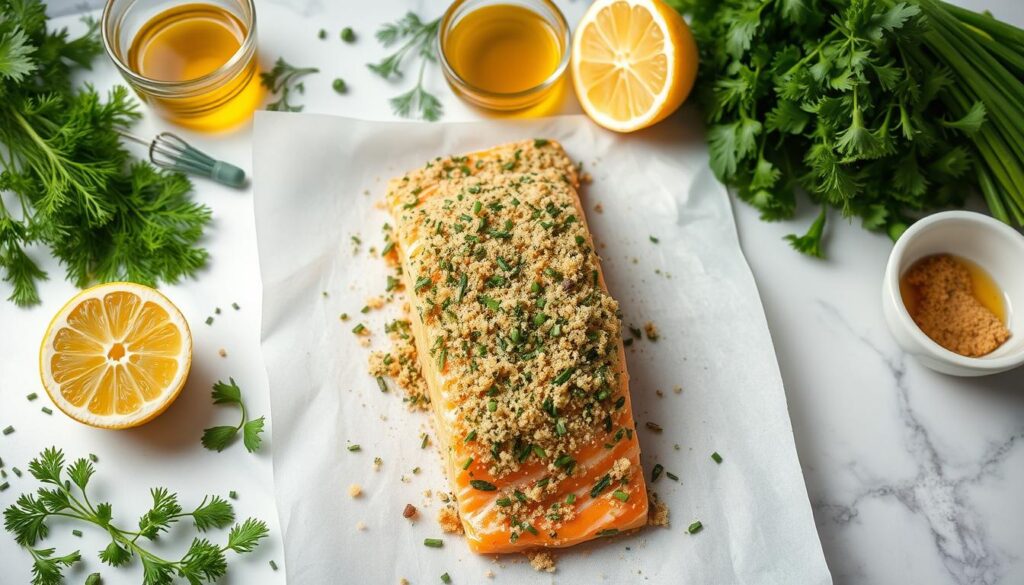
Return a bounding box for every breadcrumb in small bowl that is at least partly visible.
[882,211,1024,376]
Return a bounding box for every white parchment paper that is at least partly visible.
[254,111,832,585]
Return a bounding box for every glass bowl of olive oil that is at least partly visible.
[101,0,262,131]
[439,0,570,113]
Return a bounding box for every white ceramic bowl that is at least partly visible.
[882,211,1024,376]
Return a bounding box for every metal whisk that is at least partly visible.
[120,131,247,188]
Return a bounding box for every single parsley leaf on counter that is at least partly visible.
[260,57,319,112]
[368,12,443,121]
[3,448,268,585]
[784,207,827,258]
[201,379,266,453]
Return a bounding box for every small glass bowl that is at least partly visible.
[438,0,571,113]
[101,0,262,131]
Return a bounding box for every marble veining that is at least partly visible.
[813,300,1023,585]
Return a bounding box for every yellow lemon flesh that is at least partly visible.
[40,282,192,429]
[572,0,698,132]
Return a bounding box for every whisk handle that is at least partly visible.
[211,161,247,188]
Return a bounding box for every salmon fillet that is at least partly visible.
[385,140,647,554]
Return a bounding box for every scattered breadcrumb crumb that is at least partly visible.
[217,348,227,358]
[648,492,670,527]
[400,579,409,585]
[485,570,495,579]
[348,484,362,498]
[644,321,660,341]
[526,550,556,573]
[355,521,367,531]
[403,504,418,519]
[673,386,682,394]
[373,456,383,471]
[438,504,463,534]
[593,203,603,213]
[365,296,385,310]
[581,172,593,184]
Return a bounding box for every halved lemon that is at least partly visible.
[39,282,192,429]
[571,0,698,132]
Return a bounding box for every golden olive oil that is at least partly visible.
[444,4,562,95]
[900,254,1006,323]
[125,3,261,130]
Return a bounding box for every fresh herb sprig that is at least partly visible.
[368,12,444,121]
[0,0,210,306]
[201,379,266,453]
[676,0,1024,256]
[3,448,268,585]
[260,57,319,112]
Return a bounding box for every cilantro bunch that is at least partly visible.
[676,0,1024,256]
[3,448,268,585]
[0,0,211,306]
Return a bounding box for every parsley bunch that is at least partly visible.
[676,0,1024,256]
[0,0,211,305]
[3,448,268,585]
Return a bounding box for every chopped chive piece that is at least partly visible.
[205,316,213,326]
[688,521,703,534]
[12,467,22,477]
[232,302,240,310]
[376,376,388,393]
[613,489,630,502]
[552,367,575,385]
[532,445,546,459]
[352,323,366,334]
[456,273,468,302]
[421,434,430,449]
[711,452,723,464]
[72,529,83,537]
[270,560,279,571]
[472,201,482,214]
[2,426,13,435]
[534,138,549,147]
[229,490,238,499]
[470,480,496,491]
[464,430,477,442]
[555,418,567,436]
[348,444,361,452]
[26,393,37,401]
[1,469,5,478]
[665,471,680,481]
[645,421,662,433]
[651,464,664,482]
[566,493,576,504]
[597,528,619,537]
[649,235,659,243]
[424,538,444,548]
[461,457,473,470]
[496,257,511,271]
[590,474,611,498]
[514,490,527,502]
[382,241,395,255]
[487,399,497,412]
[441,572,452,583]
[360,305,370,313]
[0,482,8,491]
[318,28,327,39]
[495,497,512,507]
[340,27,356,42]
[89,453,98,463]
[41,407,52,415]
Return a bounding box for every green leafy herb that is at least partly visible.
[711,451,723,464]
[332,78,348,94]
[687,520,703,534]
[341,27,356,43]
[0,0,210,307]
[423,537,444,548]
[3,448,268,585]
[368,12,443,121]
[676,0,1024,256]
[260,57,319,112]
[85,573,101,585]
[201,379,266,453]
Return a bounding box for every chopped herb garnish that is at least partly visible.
[612,489,629,502]
[12,467,22,477]
[232,302,240,310]
[688,521,703,534]
[205,316,214,326]
[72,529,83,537]
[348,444,361,452]
[424,538,444,548]
[651,464,664,482]
[566,493,576,504]
[461,457,473,470]
[470,480,496,491]
[352,323,366,334]
[41,407,52,415]
[2,426,13,435]
[421,434,430,449]
[552,367,575,385]
[340,27,356,43]
[89,454,98,463]
[318,28,327,39]
[0,482,8,491]
[441,573,452,584]
[332,78,348,94]
[649,235,659,243]
[534,138,549,147]
[464,430,477,442]
[590,474,611,498]
[270,560,279,571]
[597,528,619,537]
[711,451,723,464]
[229,490,238,499]
[665,471,679,481]
[645,421,663,433]
[496,497,512,507]
[26,393,37,401]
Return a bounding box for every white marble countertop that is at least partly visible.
[1,1,1022,584]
